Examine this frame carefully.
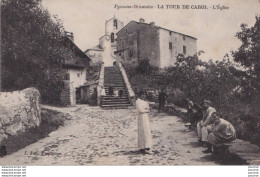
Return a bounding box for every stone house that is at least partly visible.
[76,80,99,104]
[116,18,197,68]
[61,32,91,106]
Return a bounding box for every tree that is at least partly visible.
[1,0,73,105]
[232,15,260,97]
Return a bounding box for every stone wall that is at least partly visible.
[0,88,41,144]
[116,21,161,67]
[118,63,136,106]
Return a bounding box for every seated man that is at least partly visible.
[100,86,106,105]
[119,89,123,98]
[197,100,216,142]
[108,86,114,96]
[192,103,203,125]
[203,112,236,153]
[185,102,203,129]
[186,98,194,123]
[114,88,119,97]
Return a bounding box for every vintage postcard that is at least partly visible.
[0,0,260,176]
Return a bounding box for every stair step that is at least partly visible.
[104,87,127,89]
[102,96,128,98]
[104,82,124,84]
[104,85,125,87]
[101,103,131,107]
[103,98,128,100]
[102,66,131,108]
[102,99,129,101]
[102,101,130,106]
[102,100,129,102]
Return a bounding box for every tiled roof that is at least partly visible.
[85,45,104,52]
[117,20,197,40]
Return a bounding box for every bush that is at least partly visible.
[167,88,186,107]
[123,53,260,147]
[88,90,97,106]
[1,0,72,106]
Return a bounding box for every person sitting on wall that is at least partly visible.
[108,85,114,96]
[192,103,204,126]
[100,86,106,105]
[114,88,119,97]
[197,100,216,144]
[202,112,236,153]
[101,86,106,96]
[119,89,123,98]
[158,88,168,113]
[113,61,117,67]
[186,98,194,127]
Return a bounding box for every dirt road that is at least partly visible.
[0,105,241,165]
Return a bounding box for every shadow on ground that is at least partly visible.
[193,153,248,165]
[113,150,160,156]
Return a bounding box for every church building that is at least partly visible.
[116,18,197,68]
[85,16,124,66]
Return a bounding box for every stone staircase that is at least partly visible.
[101,66,131,109]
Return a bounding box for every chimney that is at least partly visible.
[139,18,145,23]
[65,31,74,42]
[150,22,155,26]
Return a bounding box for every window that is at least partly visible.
[183,46,186,54]
[125,29,128,33]
[169,31,172,35]
[114,19,117,29]
[169,42,172,50]
[111,33,114,42]
[77,73,80,77]
[183,36,186,40]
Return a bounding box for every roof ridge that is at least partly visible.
[117,20,196,39]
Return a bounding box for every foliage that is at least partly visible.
[1,0,72,105]
[233,16,260,79]
[86,61,102,81]
[135,58,151,74]
[232,15,260,115]
[124,16,260,145]
[88,89,97,106]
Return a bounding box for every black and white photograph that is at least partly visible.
[0,0,260,176]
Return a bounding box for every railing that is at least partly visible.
[97,62,104,106]
[118,62,136,106]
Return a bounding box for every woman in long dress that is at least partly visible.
[136,91,152,154]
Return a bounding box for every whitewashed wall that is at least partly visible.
[159,29,197,68]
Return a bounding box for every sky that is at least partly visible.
[42,0,260,61]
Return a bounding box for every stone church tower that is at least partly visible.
[85,16,124,66]
[105,16,124,47]
[99,16,124,66]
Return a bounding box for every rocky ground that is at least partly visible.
[0,105,248,165]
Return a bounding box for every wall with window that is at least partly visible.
[116,21,160,67]
[105,17,124,44]
[68,68,87,88]
[159,29,197,68]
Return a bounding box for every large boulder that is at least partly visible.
[0,88,41,144]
